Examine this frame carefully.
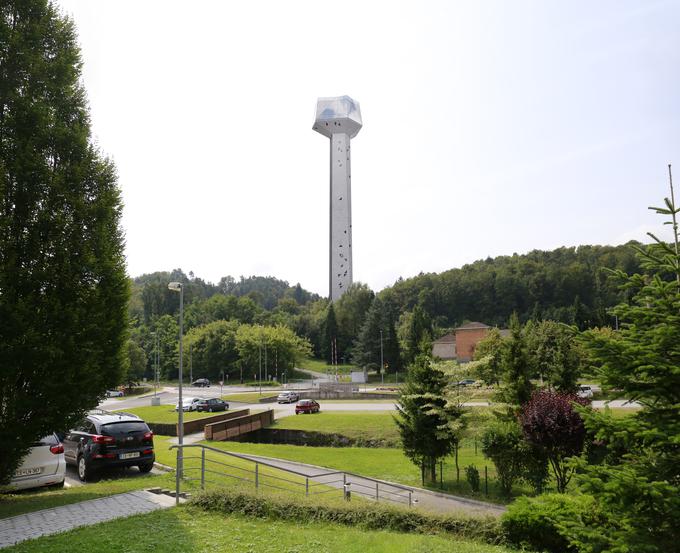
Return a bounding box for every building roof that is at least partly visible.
[433,331,456,344]
[456,322,490,331]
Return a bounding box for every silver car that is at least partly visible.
[9,433,66,491]
[277,391,300,404]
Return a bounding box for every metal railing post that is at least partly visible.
[201,448,205,490]
[408,491,412,507]
[255,462,259,491]
[306,477,309,496]
[375,482,379,501]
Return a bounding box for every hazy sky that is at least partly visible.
[56,0,680,296]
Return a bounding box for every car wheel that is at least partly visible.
[138,462,154,474]
[77,455,94,482]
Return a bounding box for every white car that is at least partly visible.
[175,397,203,412]
[277,391,300,404]
[105,390,124,398]
[577,386,594,399]
[9,433,66,491]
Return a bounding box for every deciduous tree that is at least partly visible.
[0,1,128,484]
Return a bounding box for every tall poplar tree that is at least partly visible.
[0,1,129,483]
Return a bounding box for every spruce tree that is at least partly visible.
[497,313,533,406]
[0,1,129,483]
[395,355,464,482]
[322,303,338,364]
[568,175,680,552]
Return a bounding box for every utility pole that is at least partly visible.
[380,329,384,385]
[258,338,262,395]
[189,344,192,384]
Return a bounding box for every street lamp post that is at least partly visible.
[150,332,160,406]
[168,281,184,505]
[258,337,262,395]
[189,344,193,385]
[380,329,384,385]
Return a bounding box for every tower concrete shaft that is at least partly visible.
[313,96,362,302]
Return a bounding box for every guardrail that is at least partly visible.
[169,443,413,507]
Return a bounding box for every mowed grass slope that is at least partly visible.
[3,507,513,553]
[113,405,226,424]
[273,411,400,443]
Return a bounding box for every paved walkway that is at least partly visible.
[0,490,176,549]
[237,453,506,517]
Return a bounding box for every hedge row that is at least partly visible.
[190,488,504,545]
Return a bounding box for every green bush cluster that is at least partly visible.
[501,493,596,552]
[190,488,504,545]
[465,465,480,492]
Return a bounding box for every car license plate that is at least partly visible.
[14,467,42,477]
[119,452,140,460]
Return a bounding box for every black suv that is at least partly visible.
[63,411,155,482]
[192,378,210,387]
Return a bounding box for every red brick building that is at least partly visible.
[432,322,504,363]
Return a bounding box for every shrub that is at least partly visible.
[465,465,480,492]
[502,493,595,552]
[190,488,504,545]
[520,441,550,495]
[519,390,590,492]
[481,420,524,496]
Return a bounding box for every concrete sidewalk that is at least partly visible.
[0,490,177,549]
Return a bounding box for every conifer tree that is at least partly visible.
[0,1,129,483]
[395,355,464,482]
[568,171,680,552]
[497,313,533,406]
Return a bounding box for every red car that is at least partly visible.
[295,399,320,415]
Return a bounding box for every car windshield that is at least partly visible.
[101,421,149,436]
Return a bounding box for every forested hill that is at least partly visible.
[129,270,319,324]
[380,243,643,330]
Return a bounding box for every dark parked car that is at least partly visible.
[295,399,320,415]
[192,378,210,387]
[195,398,229,412]
[63,410,154,482]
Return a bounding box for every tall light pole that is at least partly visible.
[168,281,184,505]
[380,329,384,385]
[258,334,262,395]
[150,332,159,405]
[189,344,193,385]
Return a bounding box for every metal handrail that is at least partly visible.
[169,443,414,506]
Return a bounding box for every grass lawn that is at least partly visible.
[273,411,400,444]
[189,439,522,503]
[3,507,513,553]
[222,392,278,403]
[0,473,175,520]
[113,405,227,424]
[298,357,357,375]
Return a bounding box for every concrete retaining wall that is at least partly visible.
[146,409,250,437]
[204,409,275,441]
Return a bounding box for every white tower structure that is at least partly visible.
[313,96,362,302]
